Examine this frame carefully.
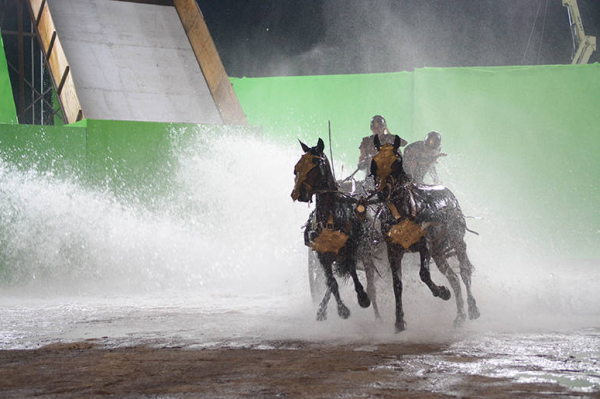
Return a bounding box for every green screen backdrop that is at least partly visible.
[232,71,414,166]
[1,63,598,260]
[0,35,17,124]
[233,64,600,259]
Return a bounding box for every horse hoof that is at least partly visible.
[317,309,327,321]
[469,306,481,320]
[395,321,407,333]
[437,286,451,301]
[338,304,351,319]
[358,292,371,308]
[453,314,466,328]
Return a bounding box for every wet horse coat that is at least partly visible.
[292,139,371,321]
[370,135,480,332]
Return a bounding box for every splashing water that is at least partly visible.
[0,131,308,297]
[0,128,599,389]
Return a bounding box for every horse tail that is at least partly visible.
[463,215,481,235]
[466,226,479,236]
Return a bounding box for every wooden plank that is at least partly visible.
[184,19,223,93]
[175,0,222,92]
[35,0,46,25]
[46,30,56,59]
[60,72,81,123]
[29,0,44,16]
[56,65,69,95]
[28,0,84,124]
[173,0,247,125]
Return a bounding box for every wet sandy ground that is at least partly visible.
[1,339,598,399]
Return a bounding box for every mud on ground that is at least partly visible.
[0,340,594,398]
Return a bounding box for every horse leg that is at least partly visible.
[316,287,332,321]
[316,256,350,320]
[364,258,381,319]
[326,257,351,320]
[456,243,480,320]
[347,258,371,309]
[388,245,406,332]
[418,242,451,301]
[433,254,466,327]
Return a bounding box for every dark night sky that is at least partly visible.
[195,0,600,78]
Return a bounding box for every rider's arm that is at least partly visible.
[430,164,439,184]
[357,138,371,170]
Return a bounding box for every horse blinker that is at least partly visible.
[291,153,323,202]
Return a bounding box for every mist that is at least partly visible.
[200,0,600,78]
[0,131,308,297]
[0,128,598,351]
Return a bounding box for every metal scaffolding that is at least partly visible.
[0,0,67,125]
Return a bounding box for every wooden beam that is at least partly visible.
[46,30,56,59]
[173,0,247,125]
[35,0,45,25]
[26,0,84,124]
[0,30,37,37]
[56,65,69,95]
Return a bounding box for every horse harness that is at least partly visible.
[384,185,429,250]
[308,204,354,255]
[371,143,398,192]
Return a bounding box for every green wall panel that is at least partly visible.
[0,119,259,206]
[232,72,414,168]
[0,123,86,176]
[411,64,600,259]
[0,36,17,124]
[85,119,181,203]
[84,119,261,206]
[1,63,598,262]
[0,123,86,278]
[233,64,600,259]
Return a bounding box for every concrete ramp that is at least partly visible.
[31,0,245,125]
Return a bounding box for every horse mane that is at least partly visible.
[321,155,338,192]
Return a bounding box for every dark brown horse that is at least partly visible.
[370,135,480,332]
[292,138,372,321]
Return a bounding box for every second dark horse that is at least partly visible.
[370,135,481,332]
[291,138,371,321]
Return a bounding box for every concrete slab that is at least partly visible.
[48,0,223,124]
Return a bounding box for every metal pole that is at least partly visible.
[328,120,336,181]
[17,0,25,121]
[566,7,578,59]
[41,41,44,124]
[31,19,35,124]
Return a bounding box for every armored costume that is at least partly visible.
[403,131,446,184]
[358,115,407,172]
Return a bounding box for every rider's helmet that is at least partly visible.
[424,131,441,150]
[370,115,387,135]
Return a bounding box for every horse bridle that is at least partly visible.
[291,153,330,201]
[293,151,385,218]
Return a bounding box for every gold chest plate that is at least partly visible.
[386,218,426,249]
[310,228,349,255]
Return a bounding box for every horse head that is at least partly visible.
[291,138,336,202]
[370,134,409,192]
